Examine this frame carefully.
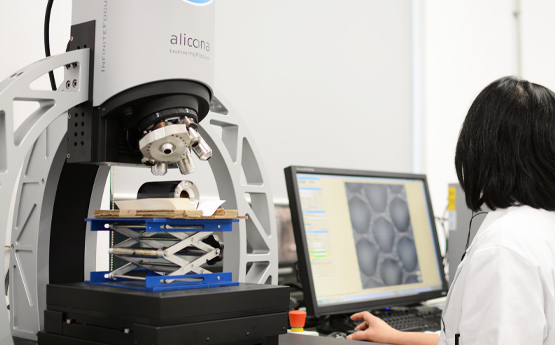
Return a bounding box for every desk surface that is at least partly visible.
[279,333,387,345]
[16,332,386,344]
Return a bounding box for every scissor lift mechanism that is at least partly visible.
[86,217,238,291]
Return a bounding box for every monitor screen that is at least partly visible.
[284,166,448,316]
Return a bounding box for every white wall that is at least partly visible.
[520,1,555,90]
[0,1,72,93]
[420,0,518,216]
[214,0,415,203]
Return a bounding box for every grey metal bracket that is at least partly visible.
[0,49,90,344]
[202,93,279,285]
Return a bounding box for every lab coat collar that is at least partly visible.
[463,207,512,254]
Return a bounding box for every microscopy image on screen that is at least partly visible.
[345,182,422,288]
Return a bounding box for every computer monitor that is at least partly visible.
[284,166,448,317]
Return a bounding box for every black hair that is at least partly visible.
[455,76,555,212]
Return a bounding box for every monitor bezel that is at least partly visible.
[284,165,448,317]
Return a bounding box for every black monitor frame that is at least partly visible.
[284,165,448,317]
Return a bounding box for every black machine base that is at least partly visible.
[38,282,289,345]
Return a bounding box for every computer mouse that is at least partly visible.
[327,332,348,339]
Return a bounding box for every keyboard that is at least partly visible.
[372,306,442,332]
[323,305,442,334]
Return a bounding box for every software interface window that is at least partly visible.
[297,174,444,307]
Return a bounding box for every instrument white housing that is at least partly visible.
[72,0,215,106]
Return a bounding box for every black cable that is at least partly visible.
[435,206,450,276]
[44,0,56,91]
[284,282,305,310]
[284,282,303,292]
[460,211,488,261]
[436,206,449,264]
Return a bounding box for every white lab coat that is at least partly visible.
[438,206,555,345]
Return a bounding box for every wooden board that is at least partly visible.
[94,208,247,220]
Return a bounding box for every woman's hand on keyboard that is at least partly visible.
[346,311,440,345]
[346,311,401,343]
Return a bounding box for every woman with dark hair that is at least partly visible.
[347,76,555,345]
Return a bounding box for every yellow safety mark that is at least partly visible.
[448,187,456,211]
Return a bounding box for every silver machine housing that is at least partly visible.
[72,0,215,107]
[68,0,216,175]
